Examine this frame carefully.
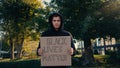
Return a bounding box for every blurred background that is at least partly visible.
[0,0,120,68]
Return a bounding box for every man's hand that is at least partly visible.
[38,48,42,56]
[68,47,74,55]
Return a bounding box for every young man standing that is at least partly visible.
[37,13,76,68]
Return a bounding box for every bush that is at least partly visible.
[106,50,120,64]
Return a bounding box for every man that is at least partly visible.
[37,13,76,68]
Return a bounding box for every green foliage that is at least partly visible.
[1,41,9,51]
[48,0,120,40]
[106,49,120,64]
[48,0,103,39]
[0,0,46,40]
[0,0,46,59]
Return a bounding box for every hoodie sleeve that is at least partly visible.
[71,37,76,56]
[36,41,41,56]
[36,32,45,56]
[68,32,76,56]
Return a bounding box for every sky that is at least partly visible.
[42,0,51,3]
[42,0,51,7]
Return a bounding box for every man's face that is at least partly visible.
[52,16,61,29]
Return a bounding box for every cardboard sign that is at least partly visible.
[40,36,71,66]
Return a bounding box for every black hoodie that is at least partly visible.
[37,13,75,68]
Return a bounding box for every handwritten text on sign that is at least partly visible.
[40,36,71,66]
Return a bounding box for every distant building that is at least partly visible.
[93,37,117,55]
[95,37,116,46]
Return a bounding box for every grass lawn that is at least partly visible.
[0,55,120,68]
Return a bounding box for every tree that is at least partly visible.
[0,0,43,59]
[93,0,120,53]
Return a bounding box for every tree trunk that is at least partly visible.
[82,37,95,65]
[16,36,24,59]
[116,38,119,44]
[9,38,14,60]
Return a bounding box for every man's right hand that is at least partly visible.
[38,48,42,56]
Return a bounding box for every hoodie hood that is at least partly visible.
[48,13,63,31]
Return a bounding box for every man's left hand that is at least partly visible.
[68,47,74,55]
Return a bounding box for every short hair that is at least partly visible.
[48,13,63,24]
